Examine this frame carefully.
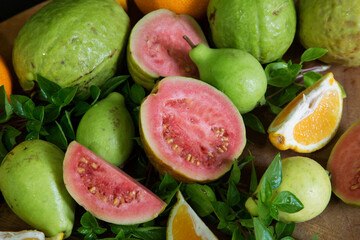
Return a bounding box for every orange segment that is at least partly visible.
[0,55,12,100]
[167,191,218,240]
[268,72,343,153]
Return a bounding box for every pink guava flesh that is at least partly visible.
[130,9,208,78]
[328,119,360,205]
[141,77,246,182]
[63,141,166,224]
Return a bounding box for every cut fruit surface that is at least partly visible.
[167,191,218,240]
[327,119,360,206]
[127,9,208,90]
[140,76,246,183]
[63,141,167,224]
[268,72,343,153]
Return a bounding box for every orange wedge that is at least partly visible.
[0,55,12,100]
[0,230,64,240]
[268,72,343,153]
[167,191,218,240]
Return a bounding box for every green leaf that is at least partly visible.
[231,228,244,240]
[228,161,241,185]
[131,227,166,240]
[37,74,62,103]
[263,153,282,190]
[100,75,129,98]
[303,71,322,88]
[10,95,35,119]
[267,102,283,115]
[159,173,178,192]
[2,125,21,151]
[93,226,107,235]
[72,101,91,117]
[227,181,241,207]
[280,237,295,240]
[44,104,62,123]
[56,86,78,106]
[60,111,75,140]
[339,83,347,99]
[25,131,39,140]
[253,217,275,240]
[257,199,273,226]
[26,119,42,133]
[269,203,279,221]
[267,85,302,107]
[90,85,101,105]
[80,211,99,228]
[313,233,321,240]
[129,83,146,105]
[300,48,328,64]
[77,226,92,235]
[110,224,139,235]
[212,200,230,221]
[272,191,304,213]
[45,121,68,150]
[243,113,265,134]
[184,183,215,217]
[259,178,273,202]
[275,221,296,239]
[0,132,8,162]
[0,86,13,123]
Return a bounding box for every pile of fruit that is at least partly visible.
[0,0,360,239]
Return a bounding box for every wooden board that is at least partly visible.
[0,1,360,239]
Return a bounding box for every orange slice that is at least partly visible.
[0,55,12,100]
[0,230,64,240]
[268,72,343,153]
[167,191,218,240]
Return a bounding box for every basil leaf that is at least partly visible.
[45,121,68,150]
[265,62,288,80]
[243,113,265,134]
[44,104,62,123]
[130,83,146,105]
[267,102,283,115]
[253,217,275,240]
[72,101,91,117]
[212,200,230,222]
[269,203,279,221]
[25,131,39,140]
[131,227,166,240]
[272,191,304,213]
[80,211,99,228]
[60,111,75,140]
[263,153,282,190]
[300,48,328,64]
[0,131,8,161]
[57,86,78,106]
[184,183,215,217]
[0,86,13,123]
[10,95,35,119]
[77,226,92,235]
[231,228,243,240]
[100,75,129,98]
[90,85,101,105]
[267,85,302,108]
[281,237,295,240]
[37,74,62,103]
[275,221,296,239]
[228,161,241,184]
[2,125,21,151]
[227,181,241,207]
[303,71,322,88]
[110,224,139,235]
[259,177,273,202]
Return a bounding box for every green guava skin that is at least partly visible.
[207,0,296,64]
[189,44,267,114]
[0,140,75,238]
[245,156,332,223]
[298,0,360,67]
[76,92,135,167]
[12,0,130,96]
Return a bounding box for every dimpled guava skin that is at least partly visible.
[207,0,296,64]
[12,0,130,96]
[0,140,75,238]
[298,0,360,67]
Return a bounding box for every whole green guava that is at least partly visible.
[207,0,296,64]
[245,156,331,223]
[12,0,130,96]
[298,0,360,67]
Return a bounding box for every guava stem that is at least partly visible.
[183,35,196,49]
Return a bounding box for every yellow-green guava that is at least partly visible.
[245,156,331,223]
[12,0,130,95]
[298,0,360,67]
[207,0,296,64]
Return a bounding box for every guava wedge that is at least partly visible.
[127,9,208,90]
[327,119,360,206]
[140,76,246,183]
[12,0,130,95]
[63,141,167,224]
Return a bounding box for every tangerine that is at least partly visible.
[0,55,12,100]
[268,72,343,153]
[133,0,210,19]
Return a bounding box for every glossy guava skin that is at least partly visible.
[298,0,360,67]
[245,156,331,223]
[76,92,135,167]
[207,0,296,64]
[12,0,130,96]
[0,140,75,238]
[189,44,267,114]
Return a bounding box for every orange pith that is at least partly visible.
[133,0,210,19]
[268,72,343,153]
[0,55,12,100]
[172,204,203,240]
[293,89,340,145]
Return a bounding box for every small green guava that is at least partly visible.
[298,0,360,67]
[76,92,135,167]
[245,156,331,223]
[207,0,296,64]
[12,0,130,96]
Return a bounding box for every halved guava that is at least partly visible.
[140,76,246,183]
[327,119,360,206]
[127,9,208,90]
[63,141,167,224]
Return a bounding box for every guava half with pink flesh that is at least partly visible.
[327,119,360,206]
[63,141,167,224]
[140,76,246,183]
[127,9,208,90]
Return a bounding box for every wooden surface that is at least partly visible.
[1,1,360,239]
